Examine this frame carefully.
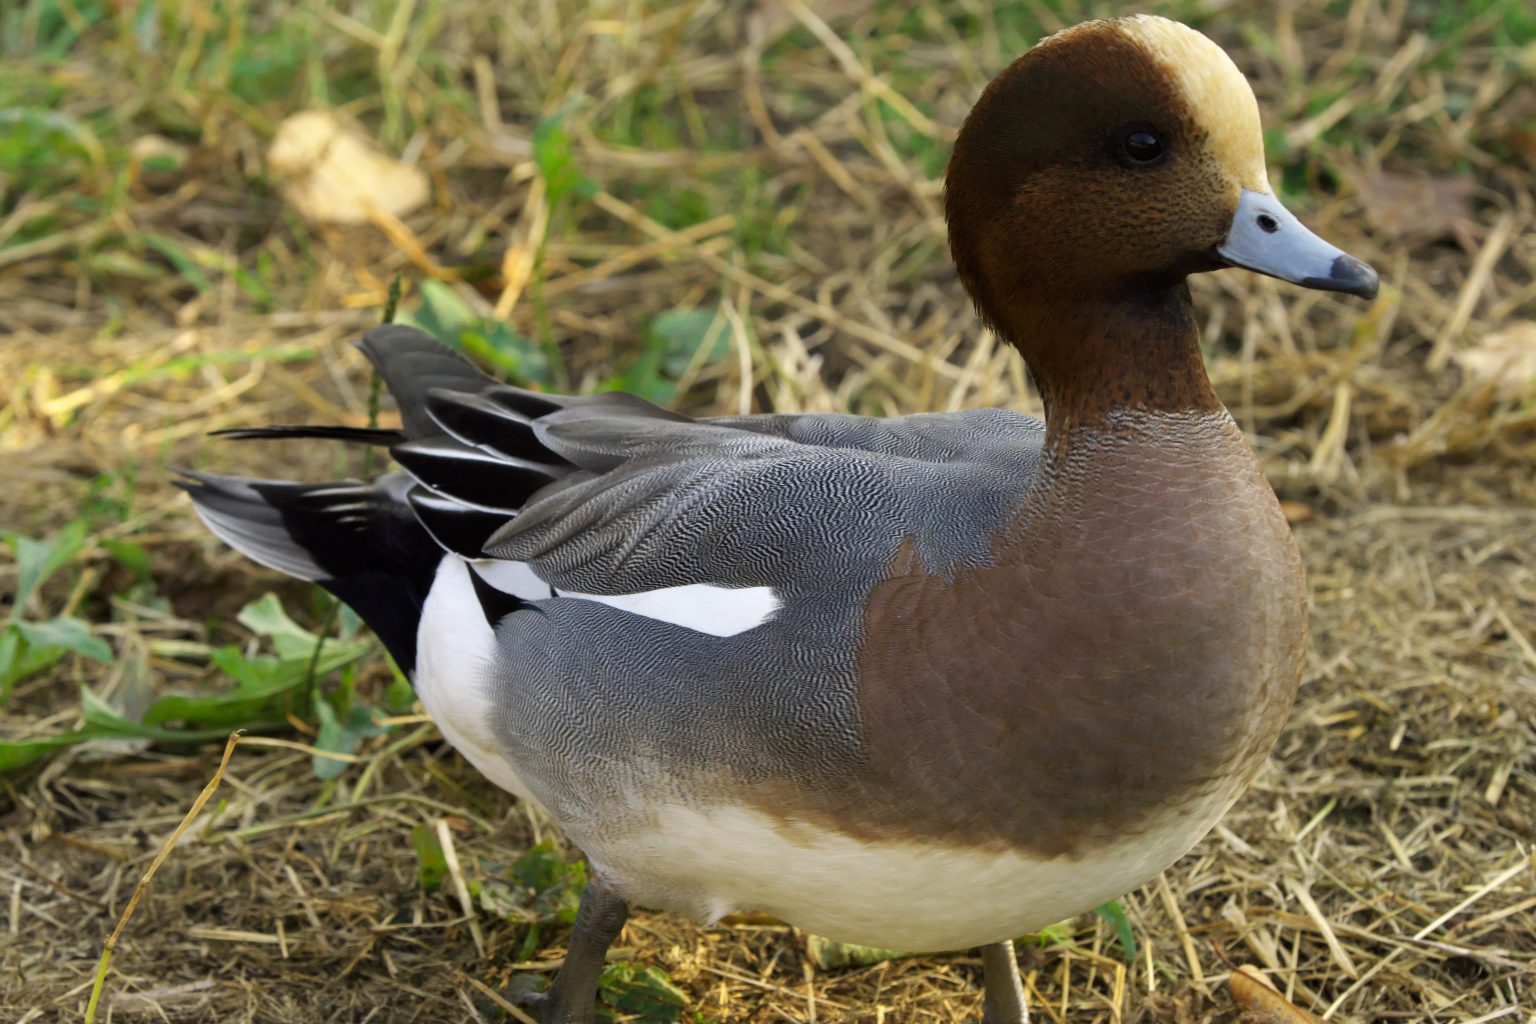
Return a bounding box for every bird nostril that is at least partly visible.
[1256,213,1279,234]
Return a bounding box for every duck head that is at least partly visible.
[945,16,1377,424]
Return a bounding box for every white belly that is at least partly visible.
[584,798,1231,952]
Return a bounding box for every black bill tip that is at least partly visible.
[1302,253,1379,300]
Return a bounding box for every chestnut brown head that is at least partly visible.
[945,16,1376,340]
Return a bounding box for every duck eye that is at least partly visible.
[1123,131,1163,163]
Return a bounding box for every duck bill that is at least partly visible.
[1217,189,1378,299]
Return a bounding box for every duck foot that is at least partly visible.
[502,879,630,1024]
[981,940,1028,1024]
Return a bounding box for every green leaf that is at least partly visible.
[78,686,236,744]
[336,602,362,640]
[510,842,569,890]
[103,539,153,584]
[473,877,529,920]
[411,823,448,892]
[0,730,98,773]
[141,648,354,729]
[460,323,548,385]
[0,110,101,191]
[510,843,587,925]
[648,308,727,377]
[236,592,325,659]
[1,589,379,773]
[533,112,595,205]
[404,278,476,344]
[140,232,213,293]
[202,645,283,690]
[0,630,22,701]
[1,616,110,705]
[79,685,156,737]
[805,935,911,969]
[400,281,548,385]
[608,307,728,404]
[311,700,387,780]
[1023,921,1073,947]
[1,626,67,699]
[231,591,373,665]
[141,594,371,731]
[14,616,112,663]
[473,847,587,927]
[606,363,676,406]
[1094,900,1138,963]
[645,188,713,231]
[598,962,686,1023]
[8,520,88,619]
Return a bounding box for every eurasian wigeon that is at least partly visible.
[181,15,1377,1022]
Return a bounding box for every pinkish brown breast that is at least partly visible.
[843,409,1307,858]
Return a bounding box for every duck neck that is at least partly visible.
[998,284,1222,444]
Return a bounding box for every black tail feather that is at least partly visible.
[356,324,496,440]
[176,470,442,676]
[407,486,513,559]
[424,388,565,465]
[392,438,563,513]
[213,425,407,445]
[181,325,591,671]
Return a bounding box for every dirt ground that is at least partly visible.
[3,0,1534,1021]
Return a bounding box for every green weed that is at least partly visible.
[401,278,554,386]
[473,843,687,1024]
[0,589,380,773]
[472,841,590,966]
[1,521,112,715]
[602,306,730,405]
[597,961,688,1023]
[1093,898,1138,963]
[411,822,450,892]
[1019,899,1138,964]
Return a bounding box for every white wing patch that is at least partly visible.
[472,558,554,600]
[554,582,782,637]
[469,558,780,638]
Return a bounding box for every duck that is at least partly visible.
[179,15,1377,1023]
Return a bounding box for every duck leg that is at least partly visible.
[519,879,629,1024]
[981,940,1028,1024]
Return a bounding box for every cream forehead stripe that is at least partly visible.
[1037,16,1271,193]
[1116,16,1271,192]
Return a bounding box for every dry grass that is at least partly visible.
[3,0,1535,1021]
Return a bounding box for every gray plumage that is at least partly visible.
[180,323,1047,912]
[481,406,1044,835]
